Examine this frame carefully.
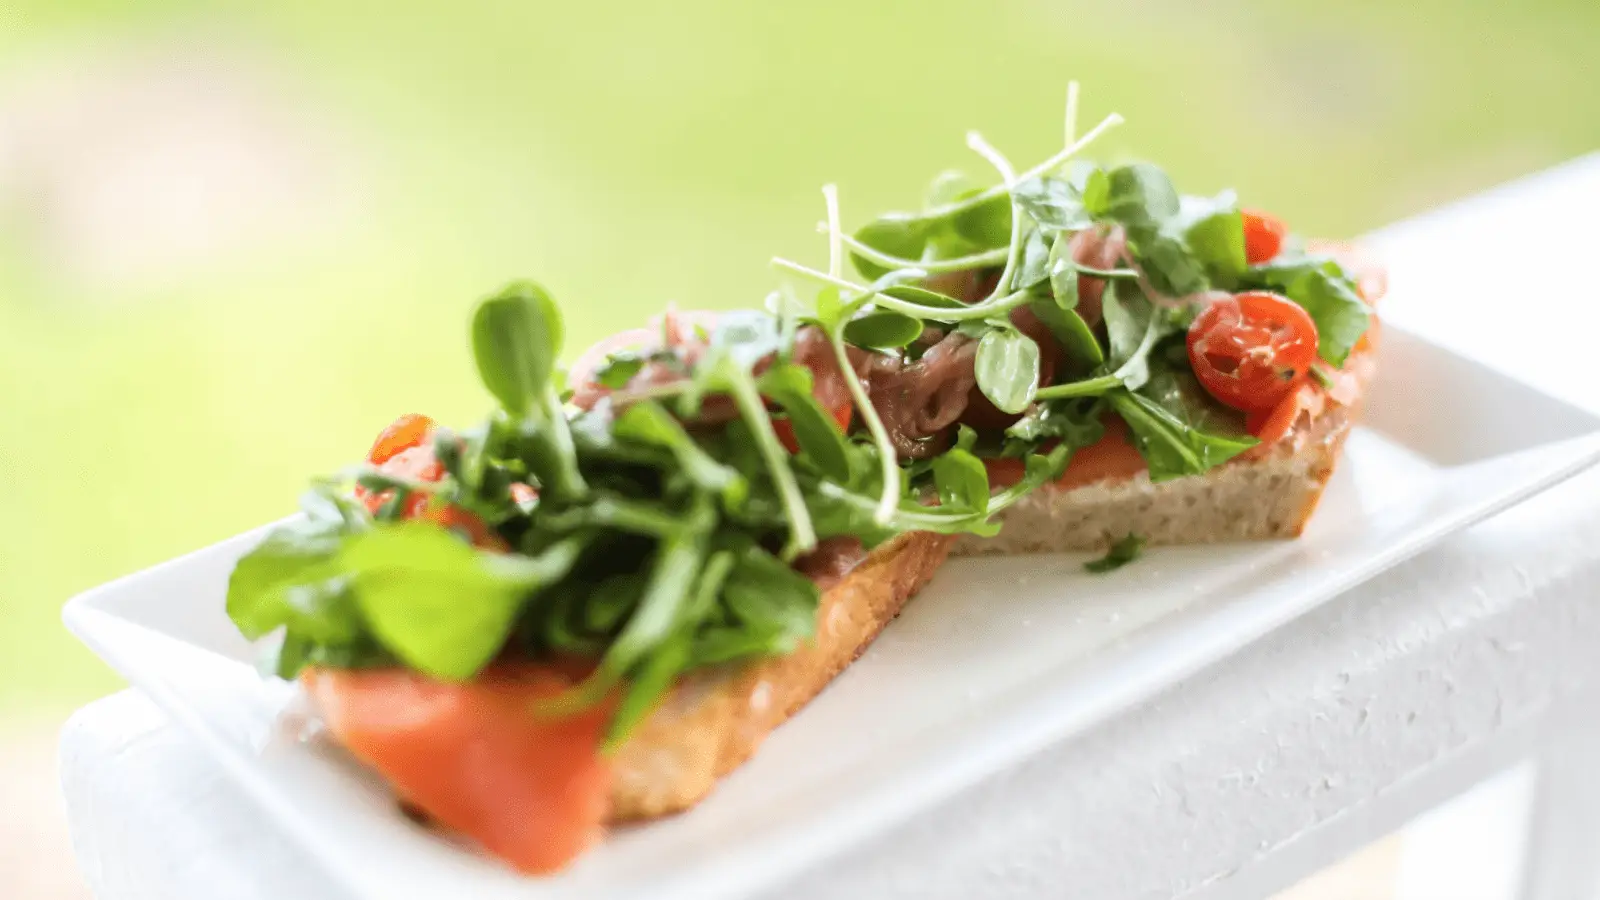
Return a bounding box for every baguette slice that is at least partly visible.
[608,350,1375,818]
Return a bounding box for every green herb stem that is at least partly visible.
[772,258,1034,323]
[541,495,685,537]
[827,326,900,525]
[906,113,1125,225]
[1033,373,1123,400]
[823,183,844,279]
[539,498,715,722]
[529,386,589,501]
[817,228,1009,273]
[1074,265,1140,280]
[964,130,1025,298]
[720,358,817,558]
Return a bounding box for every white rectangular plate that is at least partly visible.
[65,326,1600,900]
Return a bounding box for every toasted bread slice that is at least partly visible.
[953,402,1357,555]
[956,350,1376,555]
[609,530,954,820]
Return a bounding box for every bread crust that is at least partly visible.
[608,530,955,820]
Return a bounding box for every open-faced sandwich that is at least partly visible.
[225,87,1383,873]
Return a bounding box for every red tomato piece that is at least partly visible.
[1187,292,1318,413]
[1241,209,1288,265]
[1244,381,1325,457]
[355,416,505,550]
[367,414,436,465]
[422,503,509,552]
[305,666,614,874]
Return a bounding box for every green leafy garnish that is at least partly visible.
[1085,534,1144,573]
[974,326,1042,415]
[343,523,579,681]
[227,83,1379,756]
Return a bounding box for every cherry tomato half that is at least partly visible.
[367,413,435,464]
[1187,292,1318,413]
[1241,209,1288,265]
[356,414,505,550]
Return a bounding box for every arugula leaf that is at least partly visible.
[1289,270,1369,367]
[342,522,580,681]
[1013,227,1053,290]
[849,215,931,280]
[472,281,562,417]
[607,631,690,749]
[591,353,645,390]
[1004,396,1106,454]
[1029,297,1103,372]
[691,352,816,557]
[546,496,717,718]
[1047,231,1081,310]
[709,309,787,369]
[1081,167,1111,217]
[843,310,925,349]
[1012,176,1093,234]
[880,284,969,310]
[1125,224,1208,297]
[931,439,990,511]
[605,549,735,748]
[1106,379,1256,482]
[1101,282,1166,391]
[474,282,587,500]
[975,326,1042,415]
[1102,163,1180,227]
[611,401,748,508]
[758,365,853,484]
[949,190,1014,250]
[1085,534,1144,573]
[226,517,357,643]
[1102,283,1151,370]
[720,541,820,648]
[1180,195,1247,288]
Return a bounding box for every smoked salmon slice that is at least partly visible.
[306,666,614,874]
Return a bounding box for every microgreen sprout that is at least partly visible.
[964,130,1025,298]
[819,183,902,524]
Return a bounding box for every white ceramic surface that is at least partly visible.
[62,326,1600,900]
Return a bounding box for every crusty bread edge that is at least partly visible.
[609,530,955,820]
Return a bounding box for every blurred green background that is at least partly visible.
[2,0,1596,717]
